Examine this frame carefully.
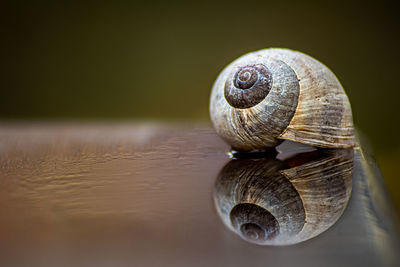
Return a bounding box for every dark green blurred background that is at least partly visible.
[1,1,399,213]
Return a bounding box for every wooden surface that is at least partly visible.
[0,122,398,267]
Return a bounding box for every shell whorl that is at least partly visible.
[214,149,353,245]
[210,48,355,150]
[230,203,279,242]
[210,53,300,150]
[224,64,272,109]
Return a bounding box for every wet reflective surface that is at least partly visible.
[214,149,353,245]
[0,122,399,267]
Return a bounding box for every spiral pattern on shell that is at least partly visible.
[210,48,355,150]
[214,149,353,245]
[230,203,279,242]
[224,64,272,109]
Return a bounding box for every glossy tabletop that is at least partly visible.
[0,122,398,267]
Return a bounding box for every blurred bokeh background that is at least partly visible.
[1,0,399,214]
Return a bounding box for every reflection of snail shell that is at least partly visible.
[209,48,355,151]
[214,149,353,245]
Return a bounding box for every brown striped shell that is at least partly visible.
[214,148,354,245]
[210,48,355,151]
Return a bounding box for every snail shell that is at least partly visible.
[214,148,353,245]
[210,48,355,151]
